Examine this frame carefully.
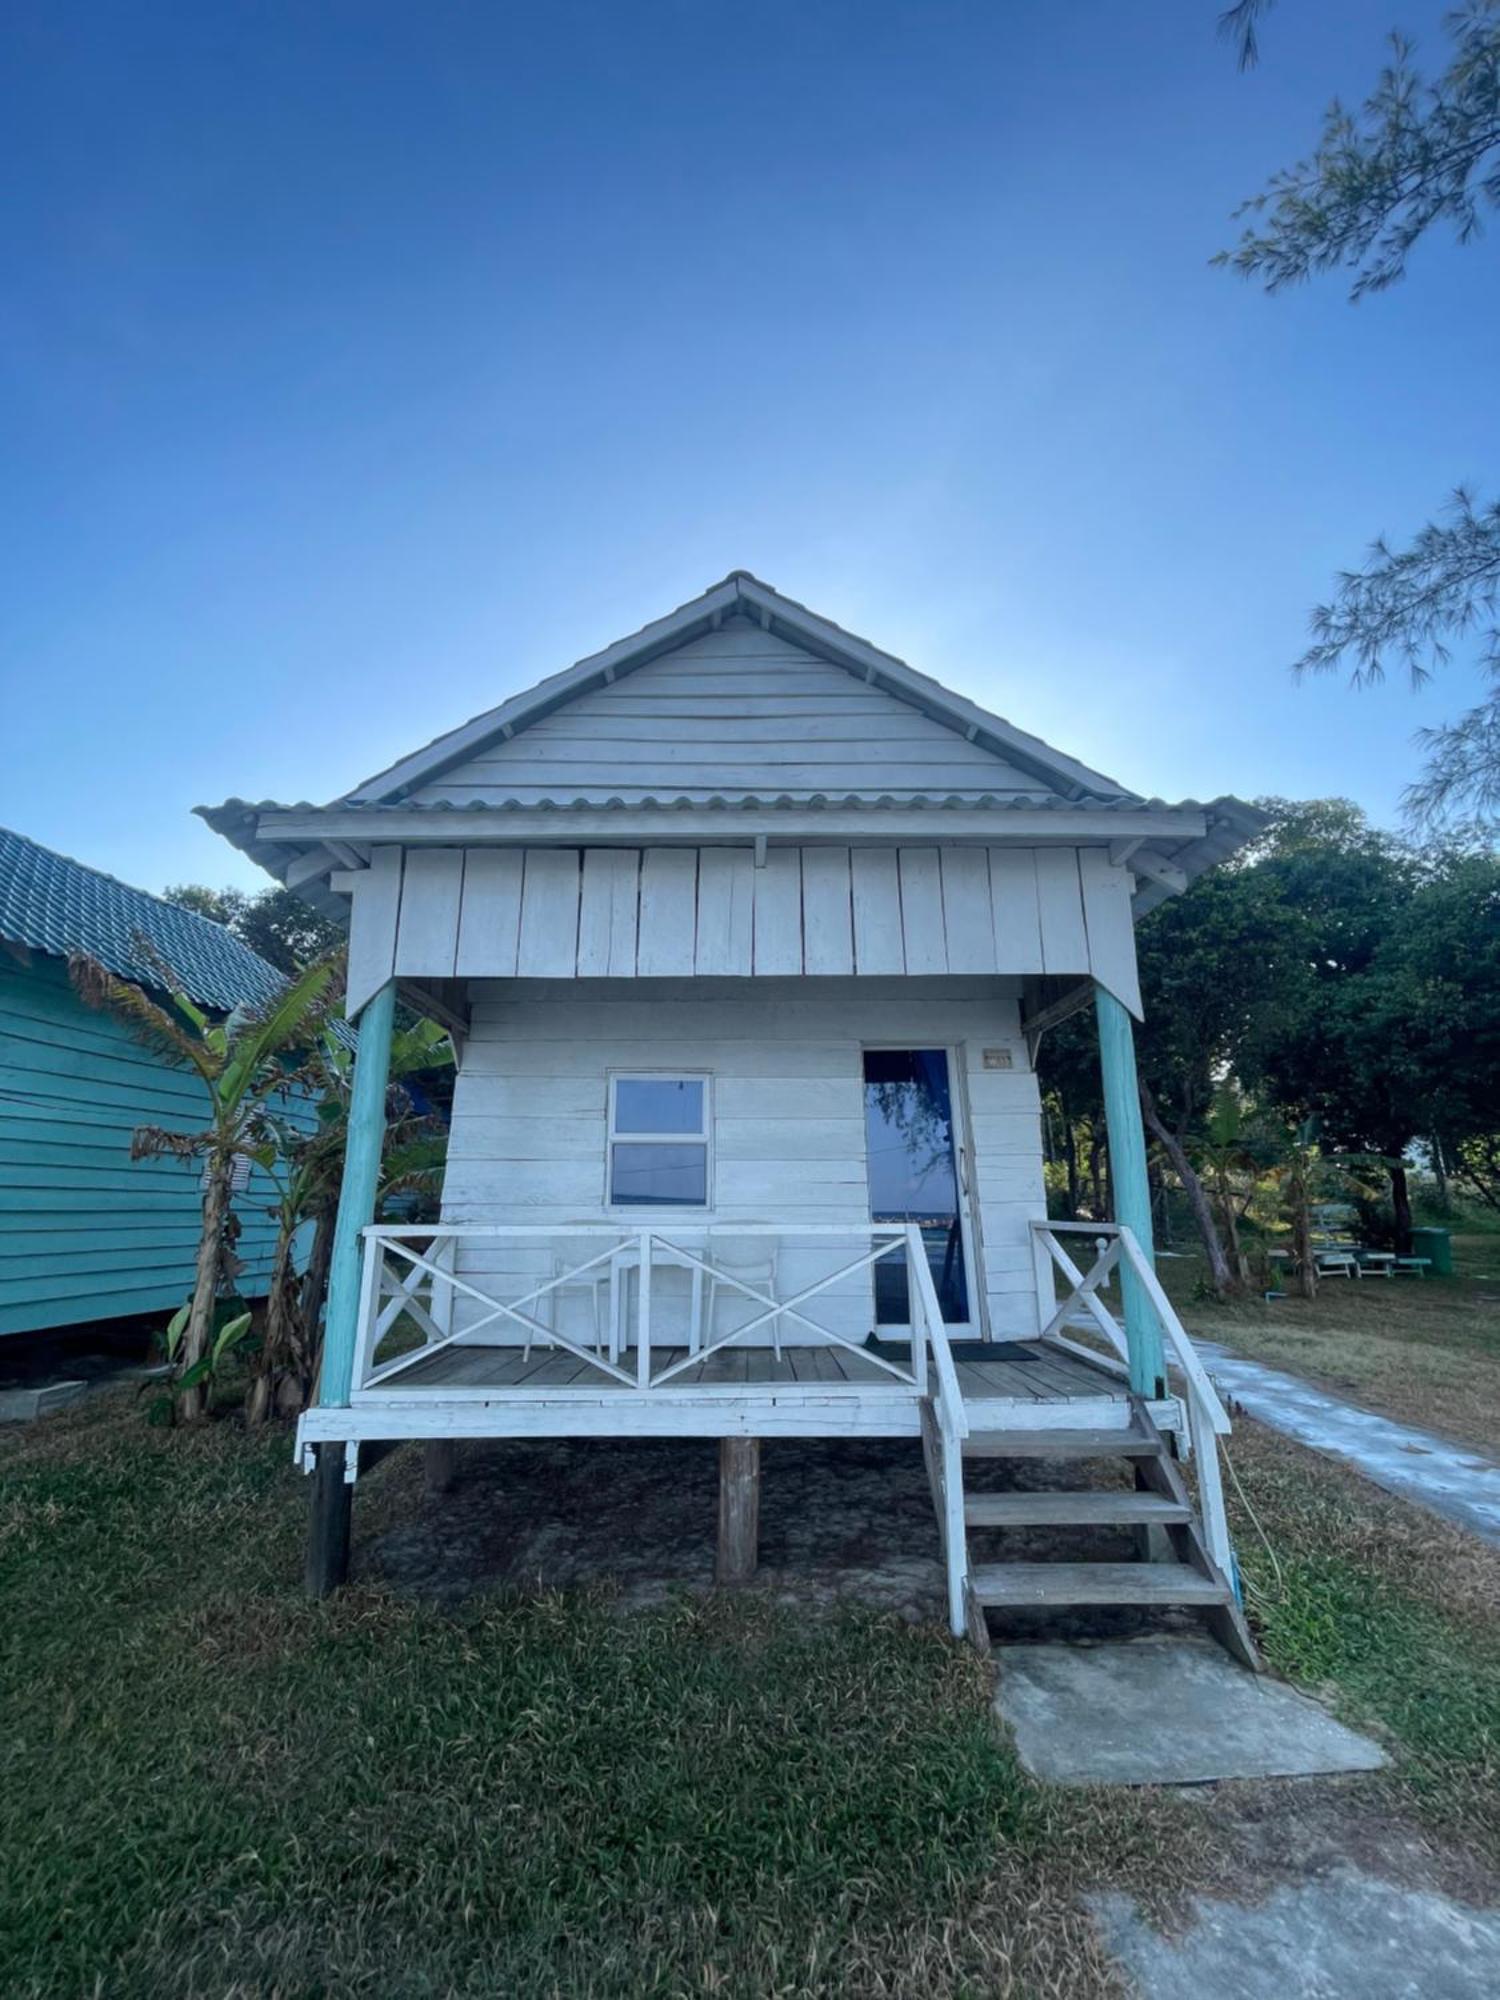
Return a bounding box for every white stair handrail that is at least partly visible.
[906,1226,970,1636]
[906,1228,968,1439]
[1113,1226,1231,1435]
[1028,1217,1237,1584]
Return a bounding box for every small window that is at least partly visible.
[608,1075,710,1207]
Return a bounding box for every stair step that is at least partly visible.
[963,1491,1190,1528]
[969,1560,1230,1608]
[961,1428,1158,1461]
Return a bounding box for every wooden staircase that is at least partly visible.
[924,1402,1259,1670]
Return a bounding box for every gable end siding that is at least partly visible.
[404,623,1055,806]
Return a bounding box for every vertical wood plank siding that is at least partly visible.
[442,976,1046,1340]
[345,843,1143,1015]
[0,958,297,1336]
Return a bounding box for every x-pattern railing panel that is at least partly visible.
[353,1223,928,1399]
[646,1233,918,1388]
[360,1235,637,1391]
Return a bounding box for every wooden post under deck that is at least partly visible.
[305,1442,353,1597]
[424,1441,459,1494]
[716,1438,761,1584]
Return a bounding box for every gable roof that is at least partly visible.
[0,825,287,1014]
[342,571,1134,809]
[197,572,1266,914]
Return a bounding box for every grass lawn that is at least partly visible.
[1165,1233,1500,1457]
[2,1389,1498,1998]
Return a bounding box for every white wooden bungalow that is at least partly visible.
[202,572,1262,1659]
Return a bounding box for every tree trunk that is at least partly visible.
[1061,1109,1080,1215]
[1138,1080,1237,1297]
[1087,1131,1105,1220]
[1214,1165,1249,1282]
[1431,1137,1450,1211]
[293,1207,338,1409]
[1151,1161,1175,1248]
[248,1222,302,1427]
[179,1165,230,1424]
[1291,1171,1318,1299]
[1390,1162,1414,1256]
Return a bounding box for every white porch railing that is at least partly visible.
[907,1234,971,1635]
[1030,1219,1236,1581]
[351,1223,955,1401]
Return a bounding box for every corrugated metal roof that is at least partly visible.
[0,825,288,1013]
[202,790,1212,819]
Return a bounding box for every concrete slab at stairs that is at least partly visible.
[995,1634,1387,1786]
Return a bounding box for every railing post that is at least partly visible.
[941,1425,968,1636]
[637,1231,652,1389]
[1189,1387,1235,1580]
[1094,984,1165,1397]
[905,1226,929,1392]
[317,978,397,1410]
[352,1236,381,1392]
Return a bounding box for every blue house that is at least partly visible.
[0,827,294,1338]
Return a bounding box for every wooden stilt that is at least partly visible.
[305,1441,352,1597]
[716,1437,761,1584]
[424,1440,459,1495]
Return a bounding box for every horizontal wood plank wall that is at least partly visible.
[0,958,303,1336]
[442,977,1045,1342]
[403,621,1051,806]
[347,843,1142,1015]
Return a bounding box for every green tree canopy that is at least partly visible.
[165,883,344,977]
[1216,1,1500,829]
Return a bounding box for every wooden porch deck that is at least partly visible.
[368,1338,1125,1402]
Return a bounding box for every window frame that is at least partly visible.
[605,1071,713,1213]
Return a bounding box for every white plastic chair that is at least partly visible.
[702,1242,781,1357]
[527,1253,610,1363]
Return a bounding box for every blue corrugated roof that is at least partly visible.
[0,825,287,1013]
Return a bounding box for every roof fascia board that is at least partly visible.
[252,804,1210,846]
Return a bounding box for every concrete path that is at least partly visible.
[1090,1870,1500,1999]
[1199,1343,1500,1547]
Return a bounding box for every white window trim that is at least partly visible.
[605,1071,713,1213]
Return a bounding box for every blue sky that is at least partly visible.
[3,0,1496,894]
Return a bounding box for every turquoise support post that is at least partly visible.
[317,979,397,1408]
[1094,984,1165,1398]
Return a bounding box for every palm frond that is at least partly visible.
[126,933,210,1035]
[130,1126,213,1161]
[220,954,340,1108]
[69,956,215,1080]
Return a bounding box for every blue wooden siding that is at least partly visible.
[0,955,299,1336]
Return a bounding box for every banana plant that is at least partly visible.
[71,947,340,1423]
[246,1015,452,1424]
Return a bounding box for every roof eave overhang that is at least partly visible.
[198,791,1266,926]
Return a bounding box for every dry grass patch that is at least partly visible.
[1169,1234,1500,1454]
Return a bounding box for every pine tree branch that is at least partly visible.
[1293,490,1500,687]
[1216,8,1500,299]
